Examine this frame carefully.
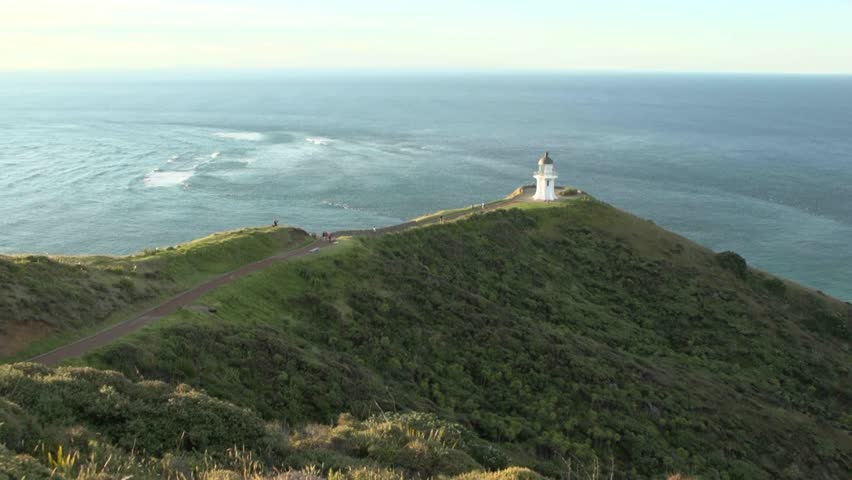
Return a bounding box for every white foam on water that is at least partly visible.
[211,151,220,159]
[214,131,264,141]
[193,154,218,169]
[320,199,371,213]
[306,136,332,146]
[321,200,353,210]
[143,169,194,188]
[420,144,452,152]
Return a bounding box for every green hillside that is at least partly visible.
[0,226,311,360]
[1,196,850,479]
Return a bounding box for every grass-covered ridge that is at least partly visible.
[0,226,311,360]
[1,197,850,479]
[64,198,851,479]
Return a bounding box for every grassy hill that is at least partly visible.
[1,196,850,479]
[0,226,311,360]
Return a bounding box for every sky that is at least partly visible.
[1,0,851,74]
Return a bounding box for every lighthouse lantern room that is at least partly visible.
[533,151,558,201]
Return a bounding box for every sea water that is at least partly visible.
[1,72,850,299]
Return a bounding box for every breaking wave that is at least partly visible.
[143,169,194,188]
[321,200,360,211]
[306,136,332,146]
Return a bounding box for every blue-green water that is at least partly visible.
[1,72,850,299]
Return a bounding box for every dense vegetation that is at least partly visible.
[1,363,542,479]
[0,226,310,359]
[1,197,850,478]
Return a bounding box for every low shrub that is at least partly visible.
[762,277,786,296]
[0,364,267,456]
[0,445,52,480]
[453,467,545,480]
[715,251,748,279]
[0,399,42,451]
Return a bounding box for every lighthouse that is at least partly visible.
[533,151,558,201]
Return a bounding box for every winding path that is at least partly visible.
[28,187,550,366]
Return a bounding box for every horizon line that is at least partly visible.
[2,67,852,77]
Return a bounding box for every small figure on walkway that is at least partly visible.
[440,215,444,224]
[372,227,377,233]
[273,219,279,227]
[481,202,485,209]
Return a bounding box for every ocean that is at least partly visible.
[1,72,850,300]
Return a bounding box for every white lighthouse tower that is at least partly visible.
[533,151,558,201]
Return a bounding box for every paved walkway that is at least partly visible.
[28,186,558,366]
